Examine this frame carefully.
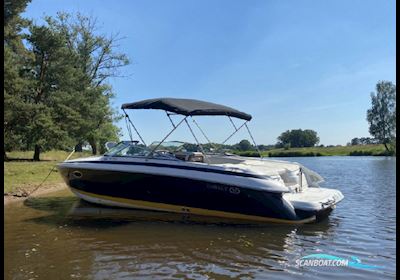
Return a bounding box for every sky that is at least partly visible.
[22,0,396,146]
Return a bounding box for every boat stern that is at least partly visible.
[283,187,344,221]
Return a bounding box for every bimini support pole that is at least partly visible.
[147,116,187,158]
[124,113,134,141]
[191,117,217,151]
[165,111,176,128]
[221,121,247,145]
[244,123,262,158]
[122,109,147,146]
[228,116,238,130]
[184,118,209,164]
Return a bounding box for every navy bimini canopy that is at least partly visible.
[121,98,252,121]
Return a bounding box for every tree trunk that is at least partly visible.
[89,141,97,155]
[384,142,389,152]
[33,145,41,161]
[75,143,83,152]
[99,141,106,155]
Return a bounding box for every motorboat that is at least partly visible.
[58,98,344,224]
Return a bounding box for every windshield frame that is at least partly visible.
[104,141,149,157]
[104,141,182,160]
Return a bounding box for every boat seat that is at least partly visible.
[174,151,204,162]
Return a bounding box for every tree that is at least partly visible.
[258,144,274,151]
[3,8,129,160]
[4,11,128,160]
[350,137,379,146]
[351,137,360,146]
[367,81,396,152]
[23,22,84,160]
[4,46,31,155]
[48,13,129,154]
[4,0,31,50]
[237,139,253,151]
[4,0,32,160]
[5,3,79,160]
[277,129,319,148]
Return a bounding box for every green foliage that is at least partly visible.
[389,138,396,155]
[257,144,274,151]
[268,151,323,157]
[283,143,290,150]
[349,150,394,156]
[367,81,396,152]
[350,137,378,146]
[4,0,32,51]
[4,10,129,160]
[266,145,387,157]
[21,22,81,153]
[98,121,122,154]
[237,139,253,151]
[4,0,33,154]
[348,150,373,156]
[277,129,319,148]
[4,48,31,151]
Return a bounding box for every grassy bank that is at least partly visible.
[4,150,92,194]
[233,144,392,157]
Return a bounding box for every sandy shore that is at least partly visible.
[4,183,69,206]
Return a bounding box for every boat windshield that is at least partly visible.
[148,141,186,152]
[104,141,151,157]
[104,140,237,162]
[104,141,186,159]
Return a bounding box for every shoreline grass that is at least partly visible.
[4,150,93,194]
[233,144,393,157]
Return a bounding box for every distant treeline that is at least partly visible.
[348,137,380,146]
[233,146,392,157]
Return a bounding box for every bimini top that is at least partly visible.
[121,98,252,121]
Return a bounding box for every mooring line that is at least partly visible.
[9,148,76,198]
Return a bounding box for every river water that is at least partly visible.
[4,156,396,279]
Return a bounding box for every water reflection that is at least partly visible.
[14,196,340,279]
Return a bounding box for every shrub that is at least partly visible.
[349,150,373,156]
[268,151,323,157]
[375,150,395,156]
